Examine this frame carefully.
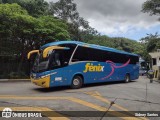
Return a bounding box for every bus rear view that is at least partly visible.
[28,41,139,89]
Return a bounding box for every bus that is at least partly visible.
[28,41,139,89]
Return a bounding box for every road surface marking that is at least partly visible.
[84,91,147,120]
[84,91,129,111]
[0,95,146,120]
[0,107,69,120]
[68,97,144,120]
[0,96,70,100]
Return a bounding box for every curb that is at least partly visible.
[0,79,30,82]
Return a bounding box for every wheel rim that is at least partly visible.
[73,79,79,86]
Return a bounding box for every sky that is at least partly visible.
[46,0,160,41]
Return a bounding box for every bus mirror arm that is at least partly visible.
[43,46,70,58]
[27,50,39,59]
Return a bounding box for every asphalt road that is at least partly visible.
[0,76,160,120]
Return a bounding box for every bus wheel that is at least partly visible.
[71,75,83,89]
[124,74,130,83]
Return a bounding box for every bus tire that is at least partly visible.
[71,75,83,89]
[124,74,130,83]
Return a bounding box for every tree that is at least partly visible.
[1,0,49,17]
[140,33,160,52]
[2,0,98,41]
[87,35,144,56]
[0,3,70,52]
[32,16,70,48]
[142,0,160,20]
[49,0,78,22]
[49,0,98,41]
[139,33,160,62]
[0,3,70,76]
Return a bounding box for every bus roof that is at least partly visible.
[41,41,138,57]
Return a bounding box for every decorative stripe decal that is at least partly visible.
[101,59,130,80]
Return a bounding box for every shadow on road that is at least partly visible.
[33,80,136,93]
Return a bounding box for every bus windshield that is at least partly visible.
[32,50,62,73]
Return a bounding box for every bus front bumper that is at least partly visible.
[31,76,50,88]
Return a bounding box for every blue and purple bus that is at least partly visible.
[28,41,139,88]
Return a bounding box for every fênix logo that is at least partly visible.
[2,108,12,118]
[83,63,104,73]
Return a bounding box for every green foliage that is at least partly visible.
[1,0,49,17]
[0,3,33,56]
[142,0,160,20]
[140,33,160,52]
[49,0,78,22]
[140,33,160,61]
[0,3,70,77]
[0,3,28,15]
[142,0,160,15]
[35,16,70,43]
[2,0,98,41]
[141,0,160,61]
[20,0,49,17]
[49,0,98,41]
[1,0,158,78]
[0,3,70,53]
[87,35,144,56]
